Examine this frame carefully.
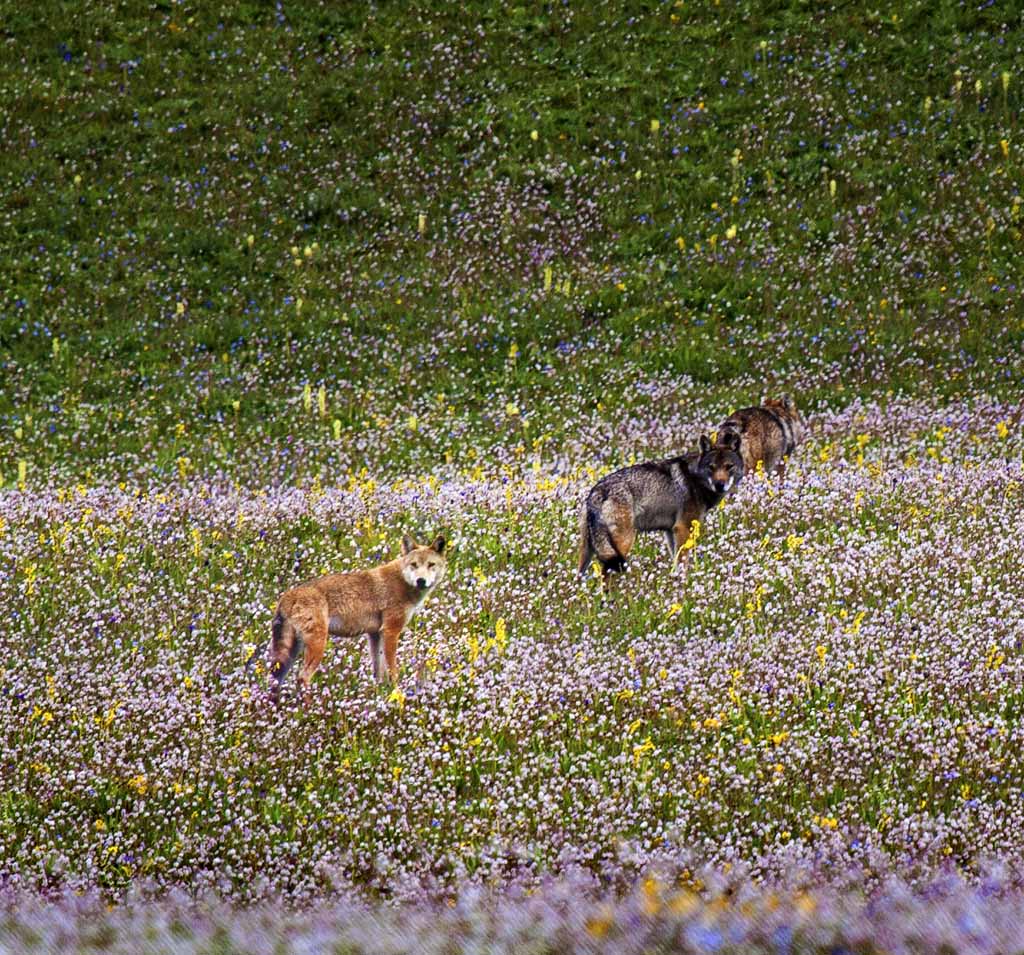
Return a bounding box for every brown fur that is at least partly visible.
[717,394,806,480]
[257,534,447,704]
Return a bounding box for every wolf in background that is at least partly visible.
[717,394,805,480]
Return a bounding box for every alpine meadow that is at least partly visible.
[2,2,1024,952]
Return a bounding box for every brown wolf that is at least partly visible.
[717,394,805,479]
[248,534,447,703]
[577,434,743,586]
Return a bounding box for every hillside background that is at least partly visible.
[2,0,1021,484]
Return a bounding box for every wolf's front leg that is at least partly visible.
[671,521,695,581]
[297,626,328,707]
[381,613,406,683]
[367,632,385,683]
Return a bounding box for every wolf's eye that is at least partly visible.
[427,562,436,570]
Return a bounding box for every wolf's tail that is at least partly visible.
[244,610,284,683]
[581,498,626,574]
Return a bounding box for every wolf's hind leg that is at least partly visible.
[297,618,328,706]
[596,556,627,597]
[268,614,301,703]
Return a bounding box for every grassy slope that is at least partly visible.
[2,2,1024,906]
[1,0,1021,483]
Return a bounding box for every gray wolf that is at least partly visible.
[577,435,743,585]
[717,394,805,479]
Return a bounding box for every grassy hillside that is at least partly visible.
[1,0,1021,485]
[2,2,1024,949]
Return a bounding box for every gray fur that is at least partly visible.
[578,437,743,581]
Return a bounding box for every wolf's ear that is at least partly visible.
[429,534,447,554]
[699,433,711,454]
[780,393,795,411]
[401,533,417,555]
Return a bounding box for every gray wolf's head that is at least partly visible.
[697,433,744,495]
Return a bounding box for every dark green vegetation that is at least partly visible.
[1,0,1021,484]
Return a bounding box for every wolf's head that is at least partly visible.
[400,534,448,592]
[766,393,806,445]
[697,433,744,495]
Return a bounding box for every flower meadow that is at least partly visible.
[2,1,1024,951]
[4,869,1024,955]
[5,399,1024,951]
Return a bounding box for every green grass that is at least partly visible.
[1,0,1021,484]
